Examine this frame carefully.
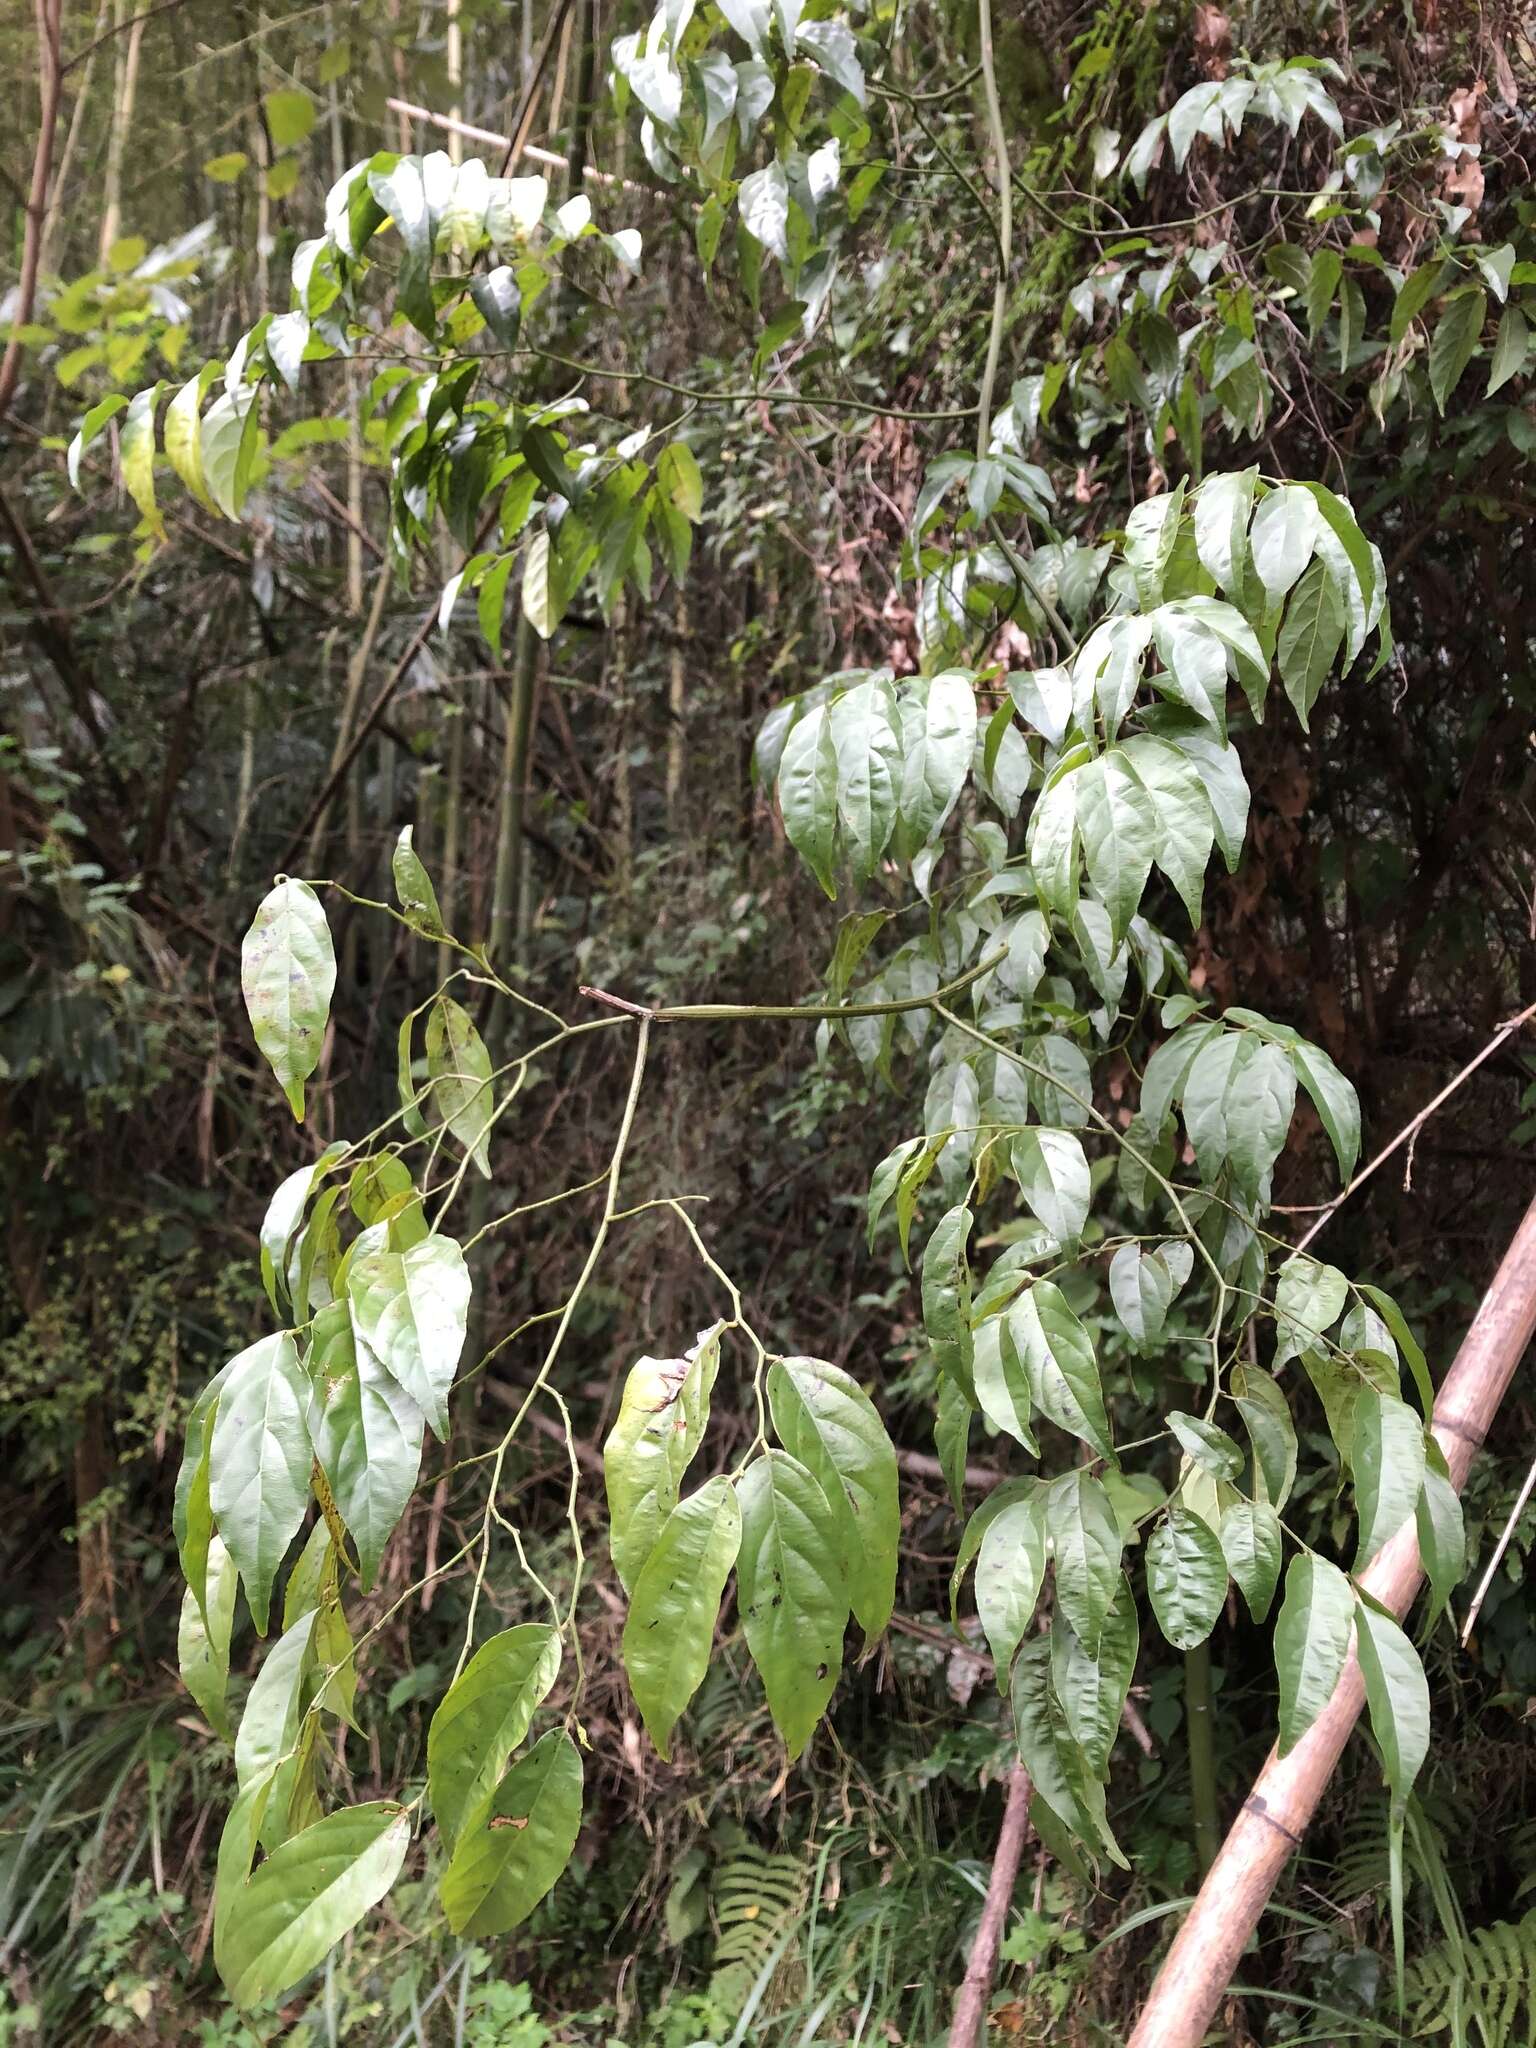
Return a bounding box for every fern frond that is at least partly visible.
[708,1844,810,2016]
[1406,1907,1536,2047]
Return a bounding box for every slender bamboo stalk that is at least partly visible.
[306,561,391,869]
[96,0,145,264]
[36,0,102,285]
[1184,1641,1219,1877]
[489,610,538,974]
[0,0,64,421]
[666,589,687,827]
[1128,1193,1536,2048]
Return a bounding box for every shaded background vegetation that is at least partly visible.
[2,0,1535,2038]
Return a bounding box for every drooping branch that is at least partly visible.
[0,0,64,421]
[1128,1192,1536,2048]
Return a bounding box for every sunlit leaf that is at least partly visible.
[241,879,336,1122]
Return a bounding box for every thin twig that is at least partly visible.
[1293,998,1536,1254]
[1460,1447,1536,1645]
[583,946,1007,1023]
[385,96,635,187]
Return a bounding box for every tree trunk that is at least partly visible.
[949,1763,1034,2048]
[1129,1192,1536,2048]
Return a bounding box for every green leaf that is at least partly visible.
[522,529,557,639]
[1046,1470,1123,1656]
[1487,304,1528,396]
[830,679,900,881]
[219,1801,411,2007]
[1351,1389,1426,1571]
[934,1376,972,1513]
[895,670,977,855]
[1011,1282,1114,1463]
[470,267,522,349]
[896,1133,947,1265]
[176,1363,231,1620]
[795,17,866,101]
[737,1449,850,1756]
[307,1303,423,1591]
[1220,1499,1282,1622]
[477,554,515,659]
[165,373,216,511]
[264,87,315,148]
[1107,1241,1188,1351]
[67,391,129,490]
[978,1310,1040,1458]
[974,1491,1048,1684]
[201,387,258,520]
[233,1608,316,1795]
[1167,1411,1243,1482]
[1147,610,1228,736]
[391,826,445,934]
[1146,1506,1227,1650]
[1274,1553,1354,1754]
[209,1333,312,1635]
[1193,467,1257,594]
[738,160,789,258]
[1184,1032,1296,1203]
[1122,735,1215,926]
[1141,1018,1222,1131]
[1010,1128,1090,1250]
[922,1201,972,1349]
[767,1356,898,1642]
[1249,483,1319,600]
[1354,1596,1430,1801]
[622,1476,741,1759]
[1124,484,1186,608]
[1277,559,1345,729]
[657,440,703,522]
[1051,1577,1138,1776]
[1274,1254,1349,1367]
[1027,749,1087,920]
[241,879,336,1122]
[1011,1637,1125,1866]
[119,384,164,537]
[521,424,580,506]
[1389,257,1445,344]
[439,1730,583,1937]
[426,996,494,1176]
[867,1137,922,1251]
[950,1477,1039,1621]
[778,704,840,898]
[1166,729,1250,871]
[1416,1443,1466,1625]
[1074,751,1156,942]
[1429,286,1486,412]
[1357,1283,1434,1419]
[1289,1035,1360,1184]
[397,1009,429,1139]
[428,1624,562,1851]
[178,1533,238,1738]
[347,1232,471,1440]
[1231,1364,1298,1510]
[603,1325,722,1593]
